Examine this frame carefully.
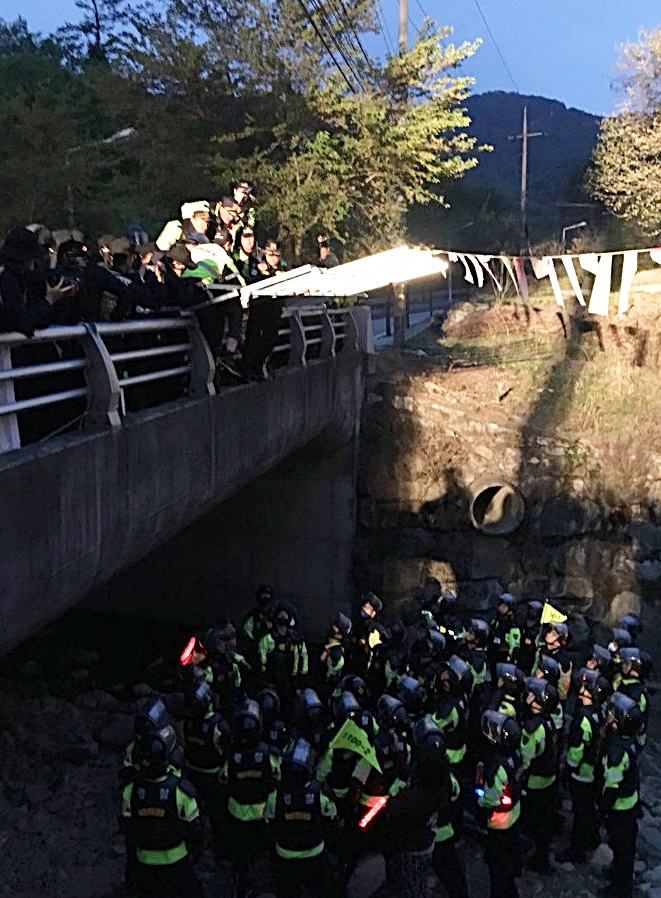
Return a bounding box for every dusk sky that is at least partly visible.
[2,0,661,116]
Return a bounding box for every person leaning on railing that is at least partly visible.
[0,227,76,336]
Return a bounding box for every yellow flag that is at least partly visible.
[540,601,567,624]
[329,718,382,772]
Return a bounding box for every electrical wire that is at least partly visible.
[376,1,395,55]
[293,0,357,93]
[307,0,365,89]
[472,0,519,92]
[328,0,373,68]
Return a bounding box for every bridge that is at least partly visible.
[0,303,371,656]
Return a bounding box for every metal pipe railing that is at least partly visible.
[0,304,367,454]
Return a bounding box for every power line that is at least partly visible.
[294,0,357,93]
[307,0,365,90]
[376,1,395,56]
[328,0,373,69]
[472,0,519,92]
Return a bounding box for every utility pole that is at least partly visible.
[508,107,542,254]
[393,0,408,347]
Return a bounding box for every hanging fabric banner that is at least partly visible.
[476,255,503,292]
[587,254,613,316]
[579,253,600,275]
[560,255,586,306]
[547,258,565,307]
[650,248,661,265]
[458,254,474,284]
[466,254,485,288]
[531,256,550,279]
[619,250,638,315]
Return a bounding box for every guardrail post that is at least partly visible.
[288,310,307,368]
[319,309,336,359]
[185,316,216,397]
[80,324,122,428]
[0,345,21,452]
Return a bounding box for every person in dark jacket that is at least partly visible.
[0,227,70,335]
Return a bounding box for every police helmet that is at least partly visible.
[332,612,352,639]
[578,668,612,706]
[282,738,314,781]
[232,699,263,741]
[134,728,177,777]
[526,600,544,622]
[134,696,171,737]
[361,592,383,617]
[609,628,632,653]
[589,643,614,676]
[525,677,559,712]
[495,663,526,694]
[395,675,427,717]
[481,709,521,749]
[606,692,644,737]
[333,690,361,726]
[57,239,87,269]
[545,621,569,644]
[498,593,517,611]
[125,223,149,248]
[441,591,458,607]
[338,674,367,704]
[256,584,274,606]
[535,654,560,687]
[467,618,490,647]
[273,605,294,630]
[296,687,324,720]
[441,655,471,693]
[256,687,281,724]
[619,646,645,677]
[413,716,445,753]
[376,694,409,732]
[619,614,643,642]
[184,680,213,716]
[428,629,447,657]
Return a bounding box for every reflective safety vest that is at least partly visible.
[274,779,325,856]
[358,730,407,805]
[602,734,639,812]
[435,770,461,843]
[430,697,468,766]
[521,714,557,790]
[227,742,276,820]
[122,774,198,865]
[566,707,602,783]
[183,712,227,774]
[477,750,522,830]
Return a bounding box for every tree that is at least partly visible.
[587,29,661,235]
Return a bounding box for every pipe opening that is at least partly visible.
[469,477,525,535]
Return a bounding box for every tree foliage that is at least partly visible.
[0,3,486,258]
[588,28,661,236]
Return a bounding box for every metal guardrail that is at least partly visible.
[0,305,360,454]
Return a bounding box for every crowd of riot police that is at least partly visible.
[118,581,651,898]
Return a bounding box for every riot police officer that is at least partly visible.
[120,730,203,898]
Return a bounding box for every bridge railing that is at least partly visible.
[0,303,363,454]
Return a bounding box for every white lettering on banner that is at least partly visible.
[560,256,586,306]
[587,254,613,316]
[619,251,638,315]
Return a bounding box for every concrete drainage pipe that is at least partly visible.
[468,476,525,535]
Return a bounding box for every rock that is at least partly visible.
[627,522,661,559]
[456,578,505,613]
[132,683,154,699]
[25,782,52,807]
[94,714,134,749]
[589,843,614,869]
[347,852,386,898]
[608,591,641,621]
[639,824,661,859]
[535,498,601,538]
[74,690,123,712]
